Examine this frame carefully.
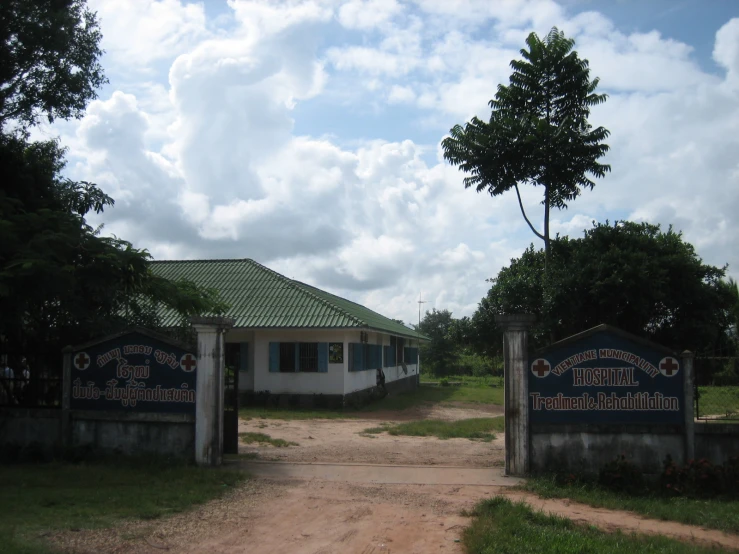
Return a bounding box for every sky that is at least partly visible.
[47,0,739,326]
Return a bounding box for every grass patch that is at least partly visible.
[464,496,718,553]
[364,384,503,412]
[0,459,245,554]
[696,385,739,419]
[239,407,353,420]
[239,432,298,447]
[239,383,504,421]
[363,417,504,441]
[524,475,739,535]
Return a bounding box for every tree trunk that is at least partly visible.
[543,184,550,272]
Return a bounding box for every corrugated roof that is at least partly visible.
[149,259,428,340]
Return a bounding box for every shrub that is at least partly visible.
[661,455,736,498]
[439,378,450,387]
[598,454,644,494]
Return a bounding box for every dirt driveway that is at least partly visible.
[239,403,505,467]
[50,403,739,553]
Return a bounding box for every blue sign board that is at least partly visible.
[70,330,196,414]
[530,325,683,425]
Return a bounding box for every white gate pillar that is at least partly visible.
[495,314,536,477]
[191,316,234,466]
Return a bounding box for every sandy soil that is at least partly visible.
[53,479,739,553]
[239,403,506,467]
[50,404,739,553]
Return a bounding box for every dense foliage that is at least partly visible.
[0,0,225,374]
[476,221,736,353]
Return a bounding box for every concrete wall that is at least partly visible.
[530,423,686,474]
[0,408,194,460]
[0,408,61,452]
[72,412,193,459]
[695,423,739,463]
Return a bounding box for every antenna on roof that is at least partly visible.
[417,292,428,330]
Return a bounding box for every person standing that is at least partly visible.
[1,362,14,404]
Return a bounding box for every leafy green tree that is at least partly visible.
[0,0,225,374]
[442,28,610,267]
[0,0,106,130]
[417,309,459,377]
[475,221,734,353]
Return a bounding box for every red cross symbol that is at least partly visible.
[659,357,679,377]
[180,353,197,372]
[74,352,90,370]
[531,358,550,378]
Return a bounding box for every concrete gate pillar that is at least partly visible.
[681,350,695,463]
[191,316,234,466]
[495,314,536,477]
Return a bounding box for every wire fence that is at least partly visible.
[0,377,62,408]
[694,356,739,421]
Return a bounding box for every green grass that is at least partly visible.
[696,385,739,419]
[464,496,720,553]
[238,383,504,421]
[524,475,739,535]
[363,417,504,441]
[363,384,503,412]
[0,460,245,554]
[239,407,354,420]
[420,374,503,387]
[239,432,298,447]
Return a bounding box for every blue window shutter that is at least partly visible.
[269,342,279,372]
[353,343,363,371]
[318,343,328,373]
[294,343,300,372]
[240,343,249,371]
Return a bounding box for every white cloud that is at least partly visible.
[90,0,208,67]
[57,1,739,325]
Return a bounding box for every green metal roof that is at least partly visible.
[150,259,428,341]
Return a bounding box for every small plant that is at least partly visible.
[440,378,450,387]
[598,454,644,494]
[660,455,734,497]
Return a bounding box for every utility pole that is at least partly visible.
[417,292,428,330]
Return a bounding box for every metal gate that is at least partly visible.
[223,343,241,454]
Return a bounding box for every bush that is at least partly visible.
[661,455,738,497]
[439,378,450,387]
[598,454,644,494]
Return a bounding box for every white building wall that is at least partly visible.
[344,330,379,394]
[252,329,347,395]
[227,327,421,396]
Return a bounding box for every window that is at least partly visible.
[385,337,397,367]
[269,342,328,373]
[279,343,296,372]
[396,337,405,364]
[299,343,318,372]
[404,347,418,365]
[349,343,382,371]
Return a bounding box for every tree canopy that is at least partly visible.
[476,221,736,353]
[0,0,225,373]
[442,27,610,265]
[0,0,106,130]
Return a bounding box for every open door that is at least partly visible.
[223,342,241,454]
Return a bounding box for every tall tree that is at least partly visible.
[0,0,225,374]
[417,309,459,377]
[442,28,610,267]
[0,0,106,130]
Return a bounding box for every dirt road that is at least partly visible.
[51,404,739,552]
[239,403,505,467]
